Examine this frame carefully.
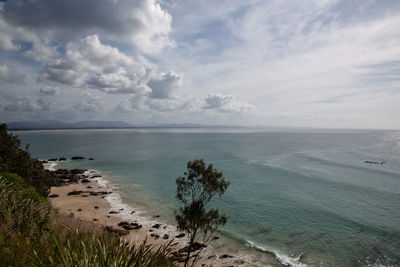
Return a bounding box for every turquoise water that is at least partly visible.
[15,128,400,266]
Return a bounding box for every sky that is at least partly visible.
[0,0,399,129]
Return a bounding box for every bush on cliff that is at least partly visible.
[0,123,53,196]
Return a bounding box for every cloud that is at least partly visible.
[2,0,173,54]
[88,68,151,94]
[40,35,150,91]
[3,96,52,112]
[0,64,25,84]
[23,43,61,63]
[114,92,196,113]
[148,71,183,99]
[73,93,104,112]
[40,86,60,96]
[202,93,254,113]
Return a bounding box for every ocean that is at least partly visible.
[14,128,400,266]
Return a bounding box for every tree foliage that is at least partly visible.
[175,159,230,267]
[0,123,53,196]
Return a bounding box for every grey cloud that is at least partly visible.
[73,94,104,112]
[3,96,52,112]
[114,93,194,113]
[40,86,60,96]
[0,64,25,84]
[148,71,183,99]
[2,0,173,54]
[203,93,253,113]
[23,43,60,63]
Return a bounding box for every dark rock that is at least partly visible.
[81,194,89,197]
[104,226,129,236]
[94,206,99,209]
[67,190,85,196]
[163,234,169,239]
[213,235,219,240]
[109,211,118,214]
[89,192,98,196]
[118,221,130,226]
[41,160,48,163]
[48,158,58,161]
[81,179,90,183]
[93,218,98,221]
[149,229,154,232]
[77,208,82,211]
[91,175,102,178]
[59,157,67,161]
[87,186,93,189]
[129,223,142,229]
[364,160,386,165]
[71,169,86,174]
[151,233,160,239]
[155,215,160,218]
[152,224,161,229]
[119,208,124,211]
[48,194,59,198]
[220,254,233,259]
[233,259,245,265]
[175,233,186,238]
[178,242,206,254]
[122,225,135,230]
[130,211,135,214]
[69,212,74,217]
[89,158,94,160]
[71,156,85,160]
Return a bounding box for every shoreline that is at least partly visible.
[46,161,296,267]
[48,164,282,266]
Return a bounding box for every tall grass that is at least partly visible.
[0,173,176,267]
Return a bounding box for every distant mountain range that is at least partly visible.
[6,120,134,130]
[4,120,225,130]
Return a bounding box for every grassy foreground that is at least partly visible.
[0,172,176,267]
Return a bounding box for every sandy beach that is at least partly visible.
[48,169,270,267]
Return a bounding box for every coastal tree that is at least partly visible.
[175,159,230,267]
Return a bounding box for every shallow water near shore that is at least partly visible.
[15,128,400,266]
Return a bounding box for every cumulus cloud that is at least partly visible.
[148,71,183,99]
[2,0,173,54]
[0,64,25,84]
[23,43,61,63]
[39,35,155,95]
[40,86,60,96]
[202,93,254,113]
[114,93,195,113]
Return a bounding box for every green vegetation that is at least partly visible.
[0,123,53,197]
[0,124,176,267]
[0,172,175,267]
[175,159,230,267]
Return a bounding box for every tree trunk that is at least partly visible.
[184,228,197,267]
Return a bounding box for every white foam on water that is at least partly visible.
[89,171,190,247]
[246,240,307,267]
[43,161,58,171]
